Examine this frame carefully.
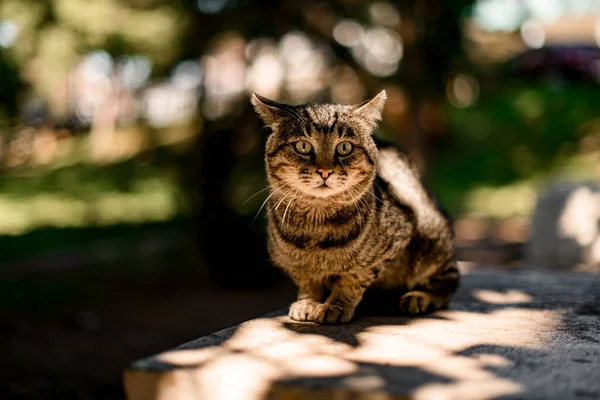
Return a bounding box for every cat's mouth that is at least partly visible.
[304,183,335,197]
[305,182,354,199]
[315,182,336,192]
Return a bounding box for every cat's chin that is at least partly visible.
[305,185,344,198]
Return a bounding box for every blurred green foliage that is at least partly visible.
[432,80,600,217]
[0,155,184,235]
[0,0,599,249]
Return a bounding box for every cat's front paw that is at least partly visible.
[289,299,320,322]
[313,303,354,325]
[400,291,436,315]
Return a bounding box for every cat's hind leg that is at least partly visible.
[399,260,460,315]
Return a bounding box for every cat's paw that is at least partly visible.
[313,303,354,325]
[289,299,320,322]
[400,291,436,315]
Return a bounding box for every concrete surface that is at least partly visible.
[124,269,600,400]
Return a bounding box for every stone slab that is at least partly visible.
[124,269,600,400]
[527,182,600,272]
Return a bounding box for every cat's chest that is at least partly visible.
[268,205,368,246]
[267,202,411,274]
[271,241,358,275]
[268,217,375,274]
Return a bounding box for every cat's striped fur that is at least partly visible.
[252,91,459,324]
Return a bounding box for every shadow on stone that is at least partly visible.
[455,343,600,400]
[268,361,454,399]
[124,270,600,400]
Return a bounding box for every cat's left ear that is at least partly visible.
[352,90,387,128]
[251,92,288,129]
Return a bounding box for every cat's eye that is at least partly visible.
[336,141,353,156]
[295,141,312,154]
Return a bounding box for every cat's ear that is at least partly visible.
[352,90,387,128]
[251,92,287,129]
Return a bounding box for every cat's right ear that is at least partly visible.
[251,93,286,129]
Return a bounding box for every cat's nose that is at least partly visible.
[317,168,333,179]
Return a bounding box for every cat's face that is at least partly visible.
[252,91,386,200]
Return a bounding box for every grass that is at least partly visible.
[0,218,189,264]
[0,130,194,264]
[0,153,187,235]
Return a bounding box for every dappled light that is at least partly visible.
[472,289,533,304]
[138,290,559,399]
[126,268,600,399]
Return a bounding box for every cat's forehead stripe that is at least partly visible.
[341,126,355,139]
[304,106,317,122]
[328,111,339,134]
[283,104,359,139]
[304,123,356,138]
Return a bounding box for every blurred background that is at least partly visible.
[1,0,600,398]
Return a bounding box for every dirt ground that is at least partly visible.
[0,222,297,400]
[1,266,297,399]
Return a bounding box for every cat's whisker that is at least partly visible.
[283,187,302,229]
[336,159,357,204]
[345,183,369,208]
[282,197,293,229]
[344,185,363,219]
[266,178,303,220]
[351,180,383,206]
[271,187,295,215]
[348,186,374,221]
[253,185,286,222]
[352,188,370,221]
[246,176,298,207]
[356,183,384,204]
[243,184,275,204]
[369,190,384,204]
[336,162,370,211]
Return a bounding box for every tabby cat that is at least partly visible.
[251,91,459,325]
